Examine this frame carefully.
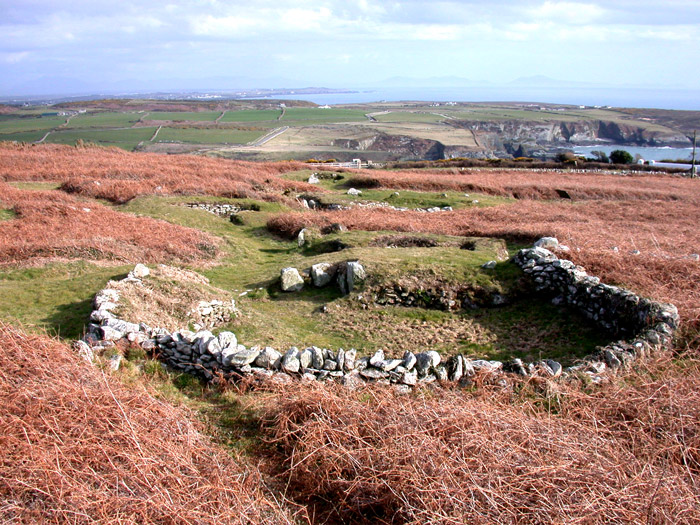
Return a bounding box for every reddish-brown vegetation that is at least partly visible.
[263,355,700,523]
[349,167,693,202]
[268,196,700,330]
[0,142,314,204]
[0,323,295,524]
[0,182,218,264]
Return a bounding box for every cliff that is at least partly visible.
[451,119,691,151]
[332,132,445,160]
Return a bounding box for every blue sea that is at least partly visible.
[573,145,693,162]
[272,86,700,111]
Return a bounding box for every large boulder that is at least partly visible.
[534,237,559,250]
[337,261,366,294]
[254,347,282,369]
[280,267,304,292]
[129,263,150,279]
[281,347,301,374]
[311,262,335,287]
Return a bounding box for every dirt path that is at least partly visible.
[278,107,286,121]
[248,126,288,147]
[215,110,226,124]
[150,126,162,141]
[35,131,52,143]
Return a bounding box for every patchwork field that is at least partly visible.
[1,99,694,162]
[1,142,699,523]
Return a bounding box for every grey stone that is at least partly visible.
[130,263,150,278]
[299,348,313,369]
[481,260,497,269]
[338,261,366,294]
[281,347,301,374]
[90,309,114,323]
[369,349,385,367]
[347,188,362,196]
[343,349,356,371]
[401,351,417,371]
[414,352,433,374]
[224,348,260,368]
[603,349,622,369]
[341,371,363,390]
[534,237,559,250]
[141,339,157,351]
[254,347,282,369]
[73,340,94,363]
[381,359,403,372]
[311,263,334,287]
[544,359,562,377]
[100,326,124,341]
[203,338,221,357]
[217,331,237,351]
[471,360,502,371]
[280,267,304,292]
[355,356,369,371]
[448,355,463,382]
[434,365,448,381]
[336,348,345,371]
[309,346,324,369]
[323,359,338,371]
[401,369,418,386]
[427,351,441,368]
[107,354,122,371]
[297,228,308,247]
[360,368,390,380]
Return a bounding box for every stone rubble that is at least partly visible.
[80,237,679,388]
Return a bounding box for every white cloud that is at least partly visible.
[2,51,31,64]
[530,1,607,24]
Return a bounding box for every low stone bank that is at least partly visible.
[77,240,679,387]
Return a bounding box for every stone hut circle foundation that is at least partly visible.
[76,238,679,389]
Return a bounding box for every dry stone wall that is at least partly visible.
[77,240,679,388]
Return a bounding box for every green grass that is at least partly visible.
[155,128,265,144]
[7,181,62,191]
[147,111,221,122]
[64,112,140,128]
[0,116,66,133]
[281,107,367,124]
[0,131,48,143]
[373,112,447,123]
[45,127,156,150]
[220,109,282,122]
[284,169,511,209]
[119,193,526,352]
[0,208,15,221]
[0,184,612,363]
[0,262,131,339]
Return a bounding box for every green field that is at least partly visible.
[281,107,367,124]
[0,131,49,143]
[373,111,448,123]
[155,128,265,144]
[146,111,221,122]
[0,115,66,133]
[65,112,140,129]
[45,127,156,150]
[220,109,282,122]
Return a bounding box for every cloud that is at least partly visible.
[1,0,699,94]
[530,1,606,24]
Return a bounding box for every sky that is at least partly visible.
[1,0,699,97]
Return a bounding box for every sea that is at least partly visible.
[572,145,693,163]
[272,86,698,161]
[272,85,700,111]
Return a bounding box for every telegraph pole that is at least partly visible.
[691,130,697,178]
